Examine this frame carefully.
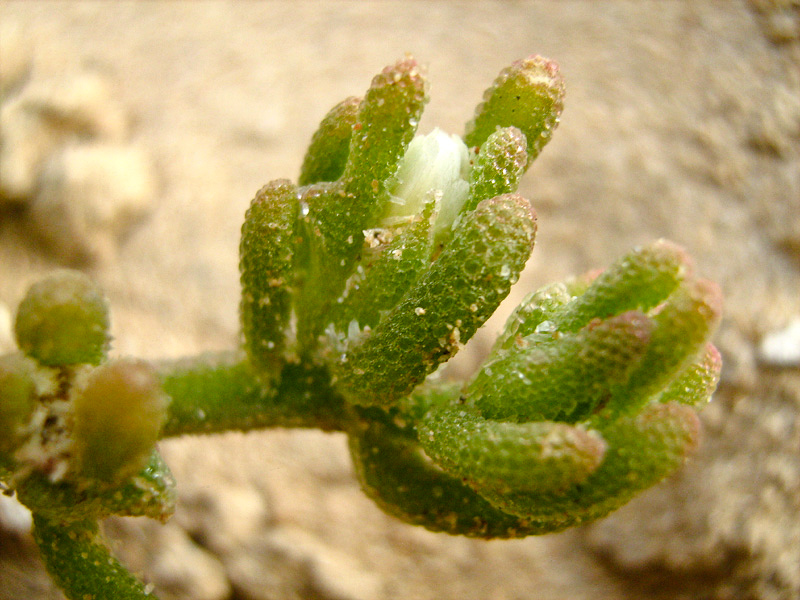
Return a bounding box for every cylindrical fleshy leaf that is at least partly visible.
[464,55,564,165]
[656,343,722,407]
[239,179,298,376]
[71,359,168,483]
[299,96,361,186]
[14,270,109,366]
[418,407,606,495]
[343,57,428,212]
[0,354,39,455]
[348,418,554,539]
[464,126,528,215]
[467,311,653,423]
[328,199,436,335]
[479,402,701,530]
[33,516,159,600]
[603,278,723,417]
[552,240,692,334]
[335,194,537,408]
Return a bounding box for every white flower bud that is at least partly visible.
[385,128,470,243]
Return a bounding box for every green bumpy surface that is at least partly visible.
[17,451,176,524]
[327,199,437,334]
[465,126,528,214]
[464,55,565,164]
[333,193,537,408]
[0,55,724,600]
[240,179,299,377]
[299,96,361,186]
[34,516,159,600]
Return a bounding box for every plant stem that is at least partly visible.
[158,351,349,437]
[33,515,158,600]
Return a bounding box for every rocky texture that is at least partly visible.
[31,142,157,264]
[0,49,157,265]
[103,517,231,600]
[0,20,31,98]
[0,70,131,202]
[0,302,13,354]
[759,318,800,367]
[1,2,798,600]
[225,526,384,600]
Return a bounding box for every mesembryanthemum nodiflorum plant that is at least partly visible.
[0,55,722,600]
[238,55,721,536]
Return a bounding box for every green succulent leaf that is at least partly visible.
[467,311,654,423]
[602,277,722,417]
[335,193,537,408]
[550,240,692,334]
[656,343,722,407]
[348,417,555,539]
[418,406,606,495]
[299,96,361,186]
[481,402,701,531]
[464,55,565,165]
[464,126,528,215]
[343,56,428,211]
[239,179,299,376]
[327,199,437,336]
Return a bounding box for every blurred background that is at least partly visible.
[1,2,798,599]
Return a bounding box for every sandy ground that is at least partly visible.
[1,2,799,600]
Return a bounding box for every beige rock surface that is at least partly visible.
[1,2,798,600]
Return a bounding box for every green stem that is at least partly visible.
[16,451,175,523]
[33,515,158,600]
[158,351,349,437]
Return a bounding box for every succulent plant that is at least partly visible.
[0,55,721,600]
